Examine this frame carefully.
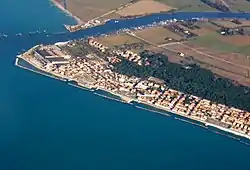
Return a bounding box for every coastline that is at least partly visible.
[15,57,250,143]
[50,0,82,24]
[90,88,250,142]
[205,123,250,140]
[14,8,250,143]
[15,46,250,143]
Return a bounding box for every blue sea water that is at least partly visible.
[0,0,250,170]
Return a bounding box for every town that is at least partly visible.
[16,35,250,140]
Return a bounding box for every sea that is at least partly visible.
[0,0,250,170]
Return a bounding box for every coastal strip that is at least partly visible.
[16,56,250,145]
[205,123,250,141]
[15,35,250,144]
[15,57,250,146]
[16,55,250,144]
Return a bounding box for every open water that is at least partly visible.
[0,0,250,170]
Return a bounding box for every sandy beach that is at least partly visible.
[50,0,82,24]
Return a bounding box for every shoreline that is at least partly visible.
[14,12,250,142]
[205,123,250,140]
[15,58,250,143]
[50,0,82,24]
[57,84,250,141]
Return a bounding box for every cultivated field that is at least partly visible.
[58,0,250,22]
[95,33,154,53]
[64,0,175,22]
[57,0,250,86]
[180,43,250,68]
[190,22,218,36]
[118,19,250,86]
[116,0,174,16]
[220,36,250,46]
[135,26,182,44]
[156,0,216,11]
[96,33,144,47]
[65,0,131,21]
[162,43,250,85]
[192,32,250,56]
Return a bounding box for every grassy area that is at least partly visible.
[96,33,143,47]
[192,33,250,55]
[155,0,217,11]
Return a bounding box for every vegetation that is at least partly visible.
[113,53,250,111]
[192,32,250,55]
[156,0,216,12]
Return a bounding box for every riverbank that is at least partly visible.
[50,0,82,24]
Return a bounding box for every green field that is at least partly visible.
[192,33,250,55]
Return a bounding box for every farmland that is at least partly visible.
[94,18,250,86]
